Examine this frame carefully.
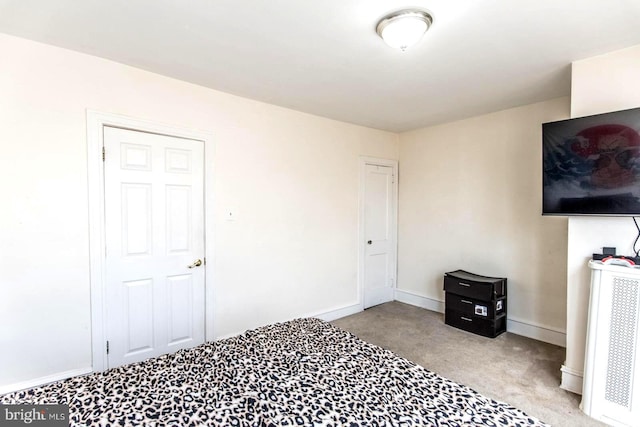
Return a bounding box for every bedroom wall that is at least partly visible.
[397,97,571,345]
[561,44,640,394]
[0,33,398,390]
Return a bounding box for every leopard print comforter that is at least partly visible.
[1,318,548,426]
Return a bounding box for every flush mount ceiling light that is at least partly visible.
[376,9,433,51]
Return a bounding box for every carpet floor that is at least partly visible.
[331,301,605,427]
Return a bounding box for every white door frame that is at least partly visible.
[358,156,398,310]
[87,110,214,372]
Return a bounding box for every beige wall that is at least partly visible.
[4,28,638,395]
[561,44,640,394]
[398,98,570,340]
[0,34,398,389]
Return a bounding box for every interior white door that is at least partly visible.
[363,164,396,309]
[103,126,205,369]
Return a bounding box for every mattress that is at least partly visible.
[1,318,548,426]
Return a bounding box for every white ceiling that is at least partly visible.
[1,0,640,132]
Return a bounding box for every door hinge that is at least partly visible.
[392,174,395,184]
[102,146,105,162]
[106,340,110,355]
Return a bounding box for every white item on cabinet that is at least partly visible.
[582,260,640,426]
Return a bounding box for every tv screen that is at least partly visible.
[542,107,640,216]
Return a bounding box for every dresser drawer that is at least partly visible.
[443,270,506,301]
[445,293,506,320]
[445,309,506,338]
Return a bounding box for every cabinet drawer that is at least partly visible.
[445,293,505,320]
[445,309,506,338]
[443,270,506,301]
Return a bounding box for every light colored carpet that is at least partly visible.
[331,301,605,427]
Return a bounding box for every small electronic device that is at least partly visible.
[601,256,636,267]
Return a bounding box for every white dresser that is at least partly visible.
[582,260,640,426]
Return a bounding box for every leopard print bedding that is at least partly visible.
[1,318,548,426]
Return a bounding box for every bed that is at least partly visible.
[1,318,548,426]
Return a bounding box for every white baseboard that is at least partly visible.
[394,289,444,313]
[560,364,584,395]
[506,317,566,348]
[0,367,93,395]
[313,302,363,322]
[395,289,567,348]
[0,300,569,395]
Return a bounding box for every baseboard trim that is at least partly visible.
[0,300,569,394]
[394,289,444,313]
[560,365,583,395]
[0,367,93,395]
[506,317,566,348]
[395,289,567,347]
[314,303,363,322]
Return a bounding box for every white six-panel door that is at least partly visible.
[103,126,205,369]
[363,163,396,309]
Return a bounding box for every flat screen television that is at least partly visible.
[542,107,640,216]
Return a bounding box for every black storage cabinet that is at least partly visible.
[443,270,507,338]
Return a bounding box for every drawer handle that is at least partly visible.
[459,282,471,287]
[461,316,473,322]
[461,299,473,304]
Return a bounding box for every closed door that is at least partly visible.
[363,163,396,308]
[103,126,205,369]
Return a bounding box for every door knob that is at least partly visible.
[188,259,203,268]
[367,240,372,245]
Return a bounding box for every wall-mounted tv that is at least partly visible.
[542,107,640,216]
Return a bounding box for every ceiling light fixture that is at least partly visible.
[376,9,433,51]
